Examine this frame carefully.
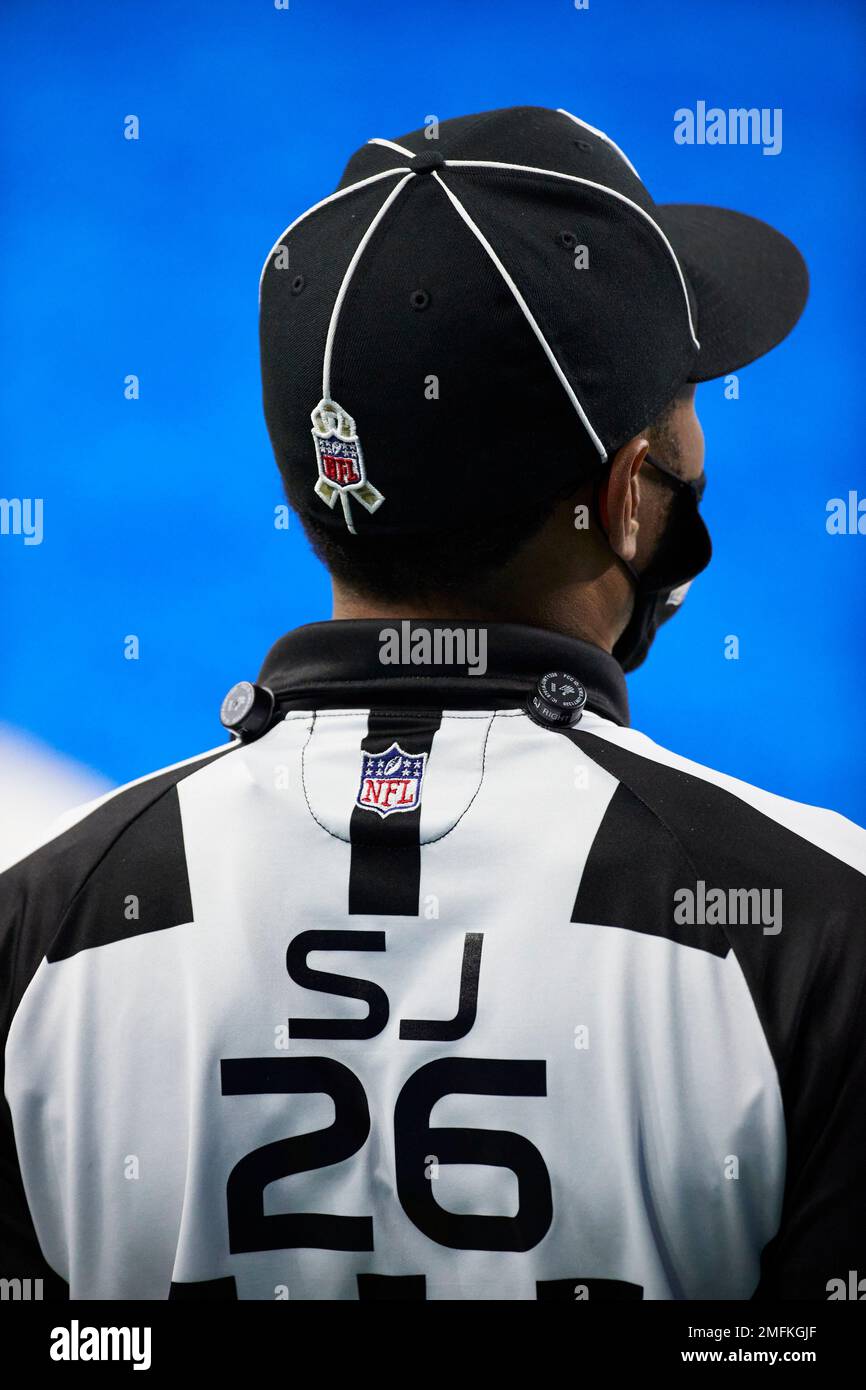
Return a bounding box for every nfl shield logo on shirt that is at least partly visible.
[356,743,427,818]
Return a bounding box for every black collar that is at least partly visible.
[257,620,629,727]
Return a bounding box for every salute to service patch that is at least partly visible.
[311,398,384,534]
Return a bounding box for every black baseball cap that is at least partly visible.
[259,105,808,537]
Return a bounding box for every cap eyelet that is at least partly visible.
[556,231,578,250]
[290,274,305,295]
[573,139,591,152]
[410,289,431,311]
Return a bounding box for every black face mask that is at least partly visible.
[594,455,712,674]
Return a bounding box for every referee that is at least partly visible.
[2,106,864,1301]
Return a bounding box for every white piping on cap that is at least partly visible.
[430,170,607,460]
[556,108,642,180]
[368,136,416,156]
[322,171,416,399]
[258,167,410,303]
[444,159,699,350]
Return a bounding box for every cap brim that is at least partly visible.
[654,204,809,382]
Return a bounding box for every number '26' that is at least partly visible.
[220,1056,553,1254]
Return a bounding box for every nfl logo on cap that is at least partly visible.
[311,398,385,534]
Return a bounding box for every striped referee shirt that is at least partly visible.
[2,620,865,1301]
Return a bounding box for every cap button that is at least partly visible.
[220,681,276,739]
[526,671,587,729]
[411,149,446,175]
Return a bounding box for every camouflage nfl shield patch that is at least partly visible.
[311,398,384,534]
[356,742,427,818]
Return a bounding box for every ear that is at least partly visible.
[601,435,649,565]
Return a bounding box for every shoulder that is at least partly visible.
[0,741,239,1024]
[571,716,866,895]
[571,715,866,878]
[563,714,866,1078]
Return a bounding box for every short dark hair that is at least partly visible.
[292,387,688,603]
[646,384,688,467]
[293,484,569,603]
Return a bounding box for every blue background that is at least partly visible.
[2,0,864,818]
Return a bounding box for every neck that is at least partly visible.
[330,492,635,652]
[331,572,629,654]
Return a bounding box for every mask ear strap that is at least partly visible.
[593,471,643,587]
